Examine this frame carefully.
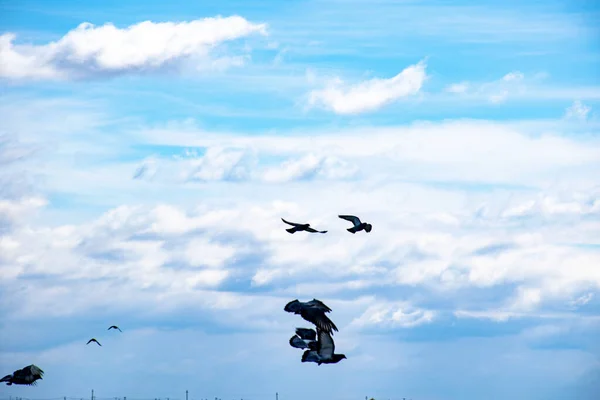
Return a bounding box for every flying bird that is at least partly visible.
[86,338,102,346]
[338,215,372,233]
[108,325,122,332]
[284,299,338,334]
[301,328,347,366]
[1,364,44,386]
[289,327,318,350]
[281,218,327,234]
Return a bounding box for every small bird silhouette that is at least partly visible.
[338,215,372,233]
[0,364,44,386]
[86,338,102,346]
[108,325,122,332]
[281,218,327,234]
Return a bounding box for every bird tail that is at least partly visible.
[0,375,12,383]
[347,226,359,233]
[286,227,299,234]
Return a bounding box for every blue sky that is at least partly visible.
[1,0,599,399]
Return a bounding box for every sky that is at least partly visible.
[0,0,599,399]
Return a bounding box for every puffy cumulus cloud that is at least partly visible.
[261,153,358,183]
[306,60,427,114]
[0,16,268,81]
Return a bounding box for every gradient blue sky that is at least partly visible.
[1,1,600,399]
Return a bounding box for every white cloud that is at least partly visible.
[444,70,529,104]
[262,153,358,182]
[565,100,592,120]
[0,16,268,80]
[349,301,436,329]
[307,60,427,114]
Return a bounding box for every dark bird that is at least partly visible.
[1,364,44,386]
[284,299,338,334]
[301,328,347,366]
[86,338,102,346]
[108,325,122,332]
[281,218,327,234]
[289,327,318,350]
[338,215,372,233]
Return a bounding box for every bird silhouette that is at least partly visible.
[86,338,102,346]
[108,325,122,332]
[301,327,347,365]
[281,218,327,234]
[1,365,44,386]
[284,299,338,335]
[338,215,372,233]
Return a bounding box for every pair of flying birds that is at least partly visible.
[284,299,346,365]
[282,214,372,234]
[86,325,122,347]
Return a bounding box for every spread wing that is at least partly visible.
[301,307,338,334]
[305,226,327,233]
[301,350,320,363]
[316,328,335,360]
[289,335,310,349]
[108,325,122,332]
[306,299,332,313]
[295,327,317,340]
[284,299,302,313]
[338,215,361,227]
[281,218,302,227]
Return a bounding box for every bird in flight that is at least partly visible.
[338,215,372,233]
[281,218,327,234]
[1,364,44,386]
[289,327,318,350]
[301,327,347,366]
[86,338,102,346]
[284,299,338,335]
[108,325,122,332]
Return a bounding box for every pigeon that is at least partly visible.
[301,328,347,366]
[1,364,44,386]
[108,325,122,332]
[86,338,102,346]
[338,215,372,233]
[289,327,318,350]
[281,218,327,234]
[284,299,338,334]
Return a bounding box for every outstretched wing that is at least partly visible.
[301,350,320,363]
[295,327,317,340]
[305,226,327,233]
[338,215,361,227]
[281,218,302,227]
[316,328,335,360]
[284,299,302,313]
[289,335,310,349]
[301,307,338,334]
[306,299,333,313]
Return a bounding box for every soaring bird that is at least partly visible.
[86,338,102,346]
[281,218,327,234]
[284,299,338,334]
[338,215,372,233]
[108,325,122,332]
[301,328,347,366]
[289,327,318,350]
[1,364,44,386]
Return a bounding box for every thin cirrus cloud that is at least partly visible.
[307,60,428,115]
[0,16,268,81]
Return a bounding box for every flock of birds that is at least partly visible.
[2,214,372,386]
[282,214,372,365]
